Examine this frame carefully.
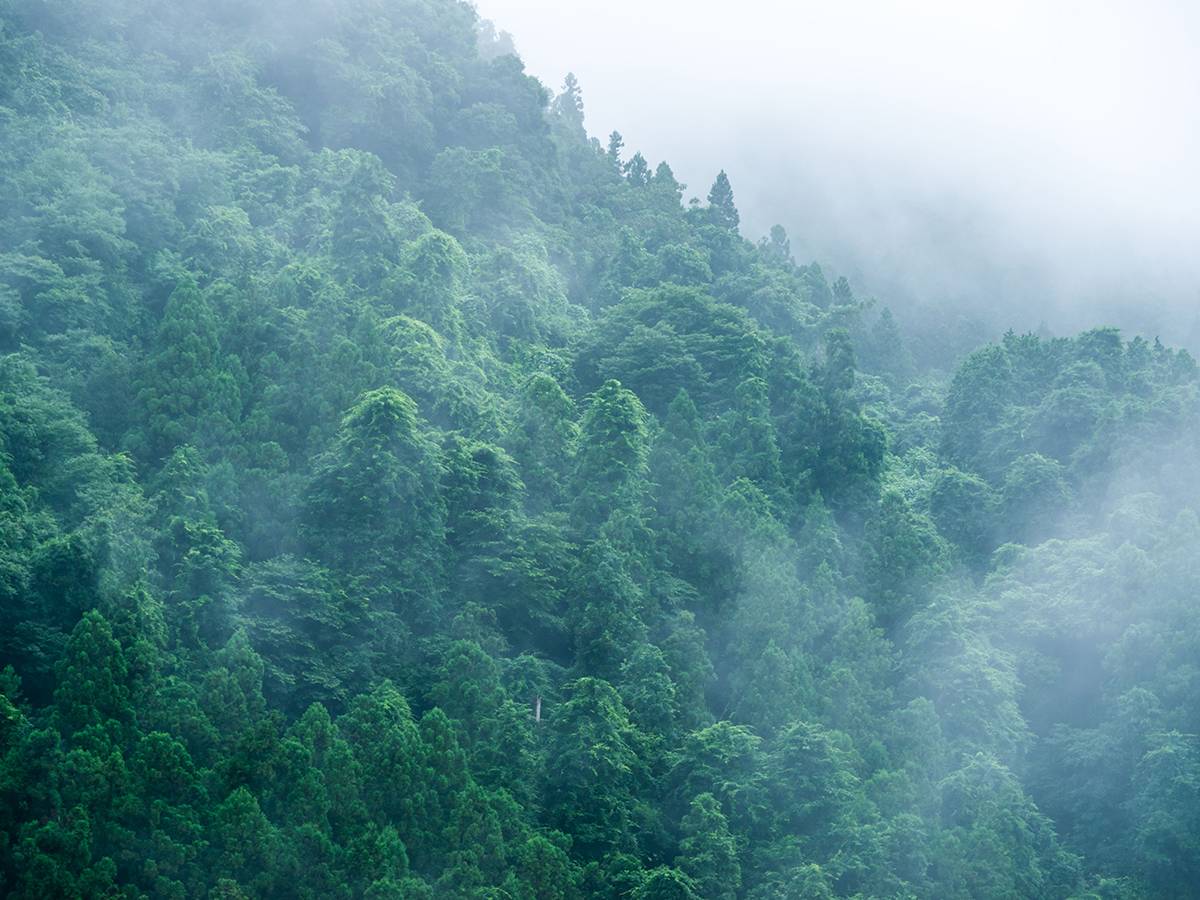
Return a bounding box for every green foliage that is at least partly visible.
[134,276,243,462]
[571,379,649,529]
[707,171,740,231]
[930,467,996,564]
[0,1,1196,896]
[303,387,445,624]
[677,793,740,900]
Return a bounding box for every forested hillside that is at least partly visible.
[2,0,1199,897]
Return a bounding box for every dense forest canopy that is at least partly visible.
[1,0,1198,897]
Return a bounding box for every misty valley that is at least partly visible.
[1,0,1198,897]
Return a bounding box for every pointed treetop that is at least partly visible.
[607,131,625,166]
[625,152,650,186]
[707,171,739,230]
[552,72,585,130]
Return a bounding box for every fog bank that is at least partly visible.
[474,0,1200,342]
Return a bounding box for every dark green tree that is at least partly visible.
[676,792,740,900]
[303,387,446,626]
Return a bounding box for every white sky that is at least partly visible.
[472,0,1200,334]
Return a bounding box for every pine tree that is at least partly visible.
[706,171,740,230]
[53,611,130,736]
[625,152,650,186]
[551,73,586,137]
[607,131,625,169]
[571,379,649,529]
[507,373,578,513]
[676,793,740,900]
[303,388,446,625]
[136,276,242,462]
[547,678,644,859]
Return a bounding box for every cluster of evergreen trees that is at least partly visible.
[1,0,1198,896]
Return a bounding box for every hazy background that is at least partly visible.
[473,0,1200,343]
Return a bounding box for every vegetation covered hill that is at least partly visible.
[1,0,1199,896]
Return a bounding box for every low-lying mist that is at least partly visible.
[474,0,1200,346]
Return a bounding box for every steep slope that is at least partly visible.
[1,0,1198,897]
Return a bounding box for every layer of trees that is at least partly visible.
[2,0,1198,896]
